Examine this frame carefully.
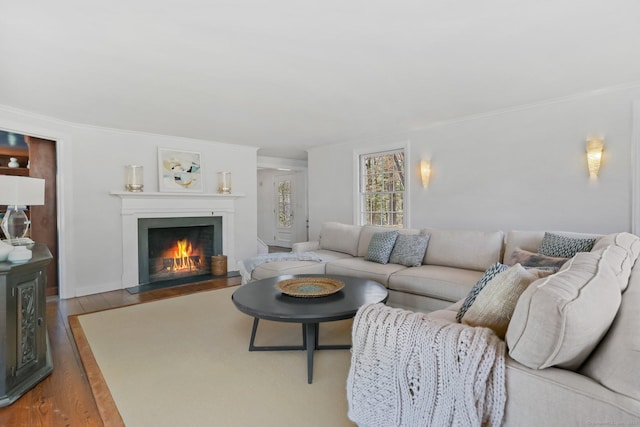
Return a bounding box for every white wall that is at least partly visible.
[257,169,276,242]
[308,85,640,240]
[0,105,258,298]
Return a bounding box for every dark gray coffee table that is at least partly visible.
[231,274,388,384]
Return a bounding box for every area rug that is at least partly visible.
[70,287,356,427]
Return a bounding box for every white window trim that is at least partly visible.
[353,141,411,228]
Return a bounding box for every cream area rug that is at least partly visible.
[73,287,356,427]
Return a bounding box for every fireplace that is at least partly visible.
[137,216,223,285]
[113,191,239,289]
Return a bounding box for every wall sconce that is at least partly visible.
[420,160,432,188]
[586,137,604,180]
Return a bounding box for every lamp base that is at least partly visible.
[1,208,30,242]
[8,246,32,264]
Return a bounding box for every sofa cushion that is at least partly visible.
[538,232,596,258]
[503,358,640,425]
[456,262,509,322]
[319,222,362,256]
[388,265,483,303]
[364,230,399,264]
[325,257,407,286]
[508,248,568,271]
[422,228,504,271]
[388,233,430,267]
[580,254,640,400]
[313,249,355,262]
[462,264,550,339]
[427,300,462,323]
[506,248,622,370]
[591,232,640,291]
[252,261,326,280]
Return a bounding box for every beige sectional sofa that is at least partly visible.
[247,222,640,425]
[252,222,506,311]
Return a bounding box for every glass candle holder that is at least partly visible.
[217,172,232,194]
[125,165,144,192]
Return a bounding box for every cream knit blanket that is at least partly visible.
[347,303,506,427]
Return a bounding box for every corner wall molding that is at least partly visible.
[632,100,640,235]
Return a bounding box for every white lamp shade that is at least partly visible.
[0,176,45,206]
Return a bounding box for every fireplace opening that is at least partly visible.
[138,216,222,285]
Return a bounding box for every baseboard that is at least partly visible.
[73,281,123,298]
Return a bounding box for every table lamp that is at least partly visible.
[0,175,45,263]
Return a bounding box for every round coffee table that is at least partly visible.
[231,274,388,384]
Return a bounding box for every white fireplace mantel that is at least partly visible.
[111,191,244,288]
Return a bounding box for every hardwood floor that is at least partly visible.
[0,276,241,426]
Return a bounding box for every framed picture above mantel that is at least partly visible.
[157,148,203,193]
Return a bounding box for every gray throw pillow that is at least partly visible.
[456,262,508,322]
[365,230,399,264]
[388,233,430,267]
[538,232,596,258]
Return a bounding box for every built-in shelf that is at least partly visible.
[0,167,29,176]
[110,191,245,199]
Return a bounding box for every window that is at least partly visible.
[358,149,405,227]
[277,178,293,228]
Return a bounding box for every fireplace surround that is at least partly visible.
[111,191,242,288]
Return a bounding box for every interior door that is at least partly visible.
[274,173,294,248]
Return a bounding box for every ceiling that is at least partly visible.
[1,1,640,160]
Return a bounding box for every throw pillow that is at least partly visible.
[365,230,399,264]
[509,248,568,271]
[538,232,596,258]
[456,262,508,322]
[506,249,622,370]
[591,232,640,291]
[388,233,430,267]
[462,264,551,339]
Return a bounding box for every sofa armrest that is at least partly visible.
[292,241,320,252]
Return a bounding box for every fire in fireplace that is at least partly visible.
[138,216,223,285]
[165,238,200,272]
[151,230,208,281]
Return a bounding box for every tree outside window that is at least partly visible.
[359,149,405,227]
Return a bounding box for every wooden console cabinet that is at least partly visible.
[0,244,53,407]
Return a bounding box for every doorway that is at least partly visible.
[257,168,308,249]
[0,131,59,296]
